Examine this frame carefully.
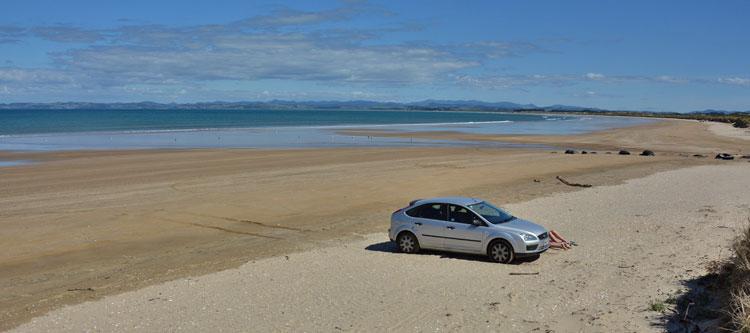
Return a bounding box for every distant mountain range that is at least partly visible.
[0,100,602,112]
[0,100,746,114]
[690,109,750,115]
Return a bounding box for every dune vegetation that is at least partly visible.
[727,222,750,332]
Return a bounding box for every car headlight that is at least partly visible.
[522,233,538,242]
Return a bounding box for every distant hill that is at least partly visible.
[0,100,577,112]
[1,100,746,115]
[405,99,537,110]
[543,104,603,111]
[691,109,750,115]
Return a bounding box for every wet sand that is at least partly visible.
[0,118,747,330]
[340,118,750,155]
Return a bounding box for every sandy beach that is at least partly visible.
[11,163,750,332]
[1,119,748,331]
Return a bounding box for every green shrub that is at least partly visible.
[649,300,667,313]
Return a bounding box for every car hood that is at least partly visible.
[495,218,547,236]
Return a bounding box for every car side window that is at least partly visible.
[406,203,447,221]
[448,205,481,224]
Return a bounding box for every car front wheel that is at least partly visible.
[396,232,420,253]
[488,240,514,263]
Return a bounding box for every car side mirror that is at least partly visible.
[472,219,483,226]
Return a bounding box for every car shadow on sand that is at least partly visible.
[365,241,540,265]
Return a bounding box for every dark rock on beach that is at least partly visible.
[619,150,631,155]
[715,153,734,160]
[640,150,655,156]
[564,150,576,154]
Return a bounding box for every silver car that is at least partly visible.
[389,197,549,263]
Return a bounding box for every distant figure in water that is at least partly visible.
[549,230,573,249]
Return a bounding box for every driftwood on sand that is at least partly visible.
[556,176,592,188]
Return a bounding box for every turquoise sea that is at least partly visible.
[0,109,651,151]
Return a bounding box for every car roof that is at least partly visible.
[413,196,484,206]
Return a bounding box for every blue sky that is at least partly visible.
[1,0,748,111]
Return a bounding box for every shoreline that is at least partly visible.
[0,118,747,330]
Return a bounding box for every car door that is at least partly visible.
[445,204,486,253]
[406,203,449,250]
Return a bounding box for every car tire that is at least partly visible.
[488,239,514,264]
[396,232,420,254]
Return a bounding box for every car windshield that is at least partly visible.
[467,202,515,224]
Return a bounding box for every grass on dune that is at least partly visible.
[728,221,750,332]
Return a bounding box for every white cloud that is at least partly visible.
[0,67,76,84]
[0,0,548,93]
[58,37,475,85]
[454,72,704,90]
[654,75,688,84]
[718,77,750,86]
[237,2,378,29]
[0,1,743,103]
[454,74,576,89]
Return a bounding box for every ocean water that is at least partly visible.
[0,109,651,150]
[0,160,31,167]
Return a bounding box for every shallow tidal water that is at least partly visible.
[0,109,651,151]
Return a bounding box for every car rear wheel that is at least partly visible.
[396,232,420,253]
[488,240,514,263]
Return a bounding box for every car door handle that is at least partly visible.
[446,226,455,230]
[414,222,423,225]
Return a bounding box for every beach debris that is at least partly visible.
[640,150,655,156]
[692,154,706,158]
[715,153,734,160]
[533,179,541,183]
[581,150,588,154]
[590,151,597,154]
[556,176,592,188]
[618,150,631,155]
[67,287,94,292]
[509,272,539,276]
[682,302,694,322]
[740,155,750,159]
[605,152,612,154]
[564,149,576,154]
